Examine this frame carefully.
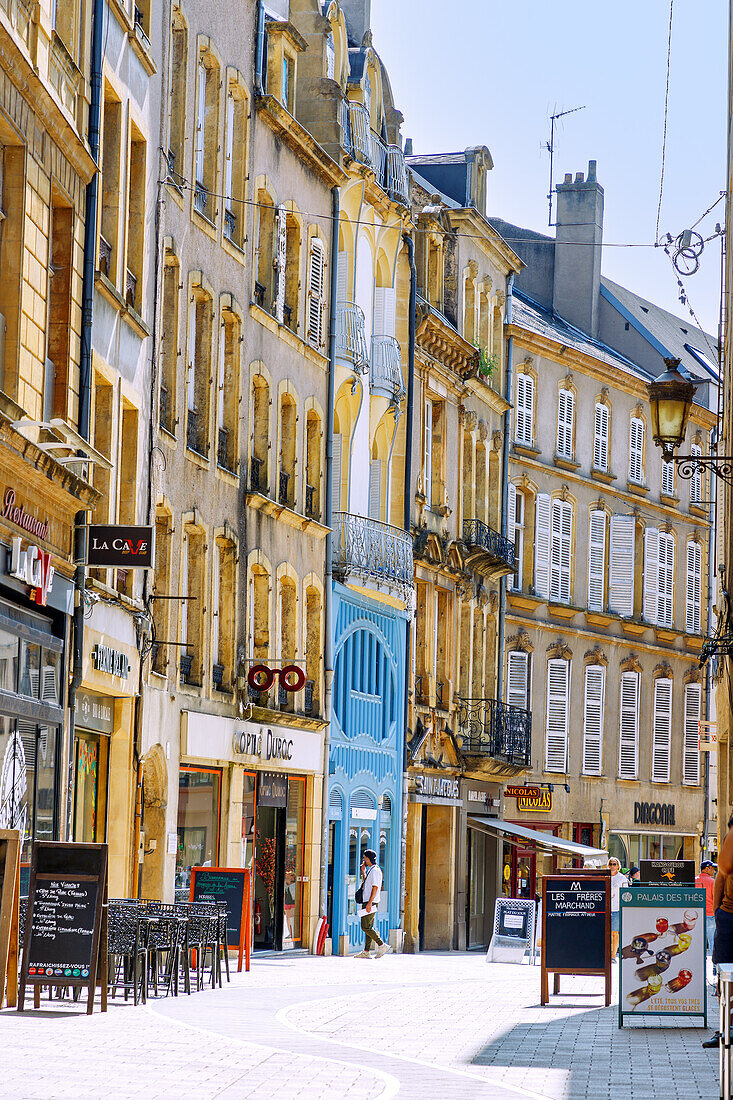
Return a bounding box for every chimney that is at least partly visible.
[552,159,604,338]
[341,0,371,46]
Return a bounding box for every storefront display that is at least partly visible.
[253,772,305,951]
[176,767,222,900]
[73,731,107,843]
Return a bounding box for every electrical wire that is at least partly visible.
[655,0,675,246]
[690,191,726,231]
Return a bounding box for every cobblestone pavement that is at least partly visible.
[0,952,720,1099]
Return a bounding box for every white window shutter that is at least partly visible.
[424,399,432,502]
[507,651,529,710]
[683,683,701,785]
[643,527,659,624]
[187,297,196,411]
[274,204,287,323]
[373,286,386,338]
[587,510,607,612]
[629,417,644,483]
[368,459,382,520]
[331,433,342,513]
[618,671,639,779]
[337,251,349,302]
[690,443,702,503]
[582,664,605,775]
[326,30,335,80]
[196,63,206,184]
[651,678,672,783]
[593,403,608,471]
[307,239,325,349]
[507,482,516,539]
[657,533,674,627]
[661,459,674,498]
[557,389,574,459]
[373,286,396,337]
[550,500,572,603]
[609,514,635,617]
[534,492,551,600]
[515,374,534,446]
[545,658,569,772]
[686,541,702,634]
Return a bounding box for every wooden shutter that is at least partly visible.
[618,671,639,779]
[582,664,605,775]
[651,677,672,783]
[683,683,701,785]
[373,286,396,337]
[224,93,234,204]
[534,492,551,600]
[643,527,659,624]
[180,537,189,646]
[368,459,382,520]
[629,417,644,483]
[331,433,342,513]
[557,389,574,458]
[424,399,432,503]
[515,374,534,445]
[187,296,196,411]
[690,443,702,503]
[507,482,516,540]
[307,239,325,349]
[661,459,674,498]
[608,514,635,617]
[507,651,529,710]
[545,658,569,772]
[587,510,606,612]
[593,403,608,471]
[657,532,674,627]
[196,63,206,184]
[550,499,572,603]
[274,204,287,322]
[686,540,702,634]
[337,250,349,302]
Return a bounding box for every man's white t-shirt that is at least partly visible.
[358,864,383,915]
[610,871,628,912]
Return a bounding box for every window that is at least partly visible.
[160,254,179,434]
[182,527,205,686]
[651,678,672,783]
[254,192,276,309]
[187,287,212,457]
[556,389,574,460]
[507,485,524,590]
[369,457,382,521]
[249,566,271,675]
[307,238,325,350]
[550,499,572,604]
[279,394,297,509]
[424,399,444,509]
[534,492,551,600]
[545,658,569,772]
[116,402,138,597]
[223,87,247,249]
[152,511,172,675]
[281,52,294,111]
[305,411,322,520]
[608,514,635,617]
[474,441,487,524]
[593,403,609,472]
[0,143,22,399]
[217,307,240,474]
[305,587,322,715]
[435,589,448,703]
[100,87,121,284]
[682,683,701,785]
[618,671,640,779]
[177,768,221,886]
[278,578,297,711]
[250,375,270,493]
[284,214,301,332]
[587,510,607,612]
[507,651,529,710]
[657,532,674,627]
[661,458,674,498]
[690,443,702,504]
[194,54,220,220]
[325,29,336,80]
[126,125,146,313]
[463,275,475,344]
[582,664,605,775]
[168,17,187,187]
[47,199,73,419]
[515,374,534,446]
[686,540,702,634]
[213,538,236,691]
[629,417,644,483]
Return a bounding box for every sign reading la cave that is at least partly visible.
[8,537,54,606]
[87,525,154,569]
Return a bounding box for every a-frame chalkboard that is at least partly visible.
[189,866,251,973]
[541,870,611,1007]
[18,842,108,1015]
[0,829,20,1009]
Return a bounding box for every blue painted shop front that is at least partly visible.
[327,582,407,954]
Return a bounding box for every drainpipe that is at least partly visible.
[254,1,266,97]
[704,425,718,861]
[319,185,340,930]
[67,0,104,838]
[399,232,417,936]
[496,274,515,705]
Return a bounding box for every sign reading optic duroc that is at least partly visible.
[87,525,154,568]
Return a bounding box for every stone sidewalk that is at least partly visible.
[0,952,721,1099]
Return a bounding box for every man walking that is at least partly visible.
[695,859,716,956]
[703,816,733,1048]
[355,848,391,959]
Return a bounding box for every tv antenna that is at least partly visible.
[545,105,586,226]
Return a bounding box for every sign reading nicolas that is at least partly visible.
[87,525,154,569]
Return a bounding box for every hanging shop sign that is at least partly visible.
[75,691,115,736]
[91,644,130,680]
[634,802,676,826]
[258,772,288,808]
[2,490,50,542]
[639,860,695,887]
[410,774,461,806]
[8,538,54,606]
[541,872,611,1007]
[506,785,552,812]
[619,886,706,1027]
[87,525,154,569]
[247,663,306,693]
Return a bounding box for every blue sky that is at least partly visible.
[371,0,727,335]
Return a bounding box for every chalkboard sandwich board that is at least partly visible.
[541,872,611,1007]
[189,866,251,973]
[18,842,108,1015]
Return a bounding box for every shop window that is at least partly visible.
[217,308,240,473]
[213,537,236,691]
[284,778,304,945]
[307,237,325,350]
[254,191,276,310]
[305,411,322,520]
[251,375,270,493]
[241,772,256,868]
[152,510,172,675]
[194,53,220,221]
[116,402,138,597]
[47,198,72,420]
[167,15,187,188]
[160,254,179,434]
[176,767,221,899]
[187,287,212,457]
[279,394,297,509]
[284,215,300,333]
[305,586,321,716]
[74,730,108,844]
[126,126,146,312]
[223,85,247,249]
[100,87,121,284]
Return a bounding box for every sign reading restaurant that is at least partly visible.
[2,489,50,541]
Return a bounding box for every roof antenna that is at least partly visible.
[545,105,586,227]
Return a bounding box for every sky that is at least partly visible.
[370,0,728,336]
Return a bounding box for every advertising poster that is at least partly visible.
[619,886,706,1027]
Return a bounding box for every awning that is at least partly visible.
[468,815,608,862]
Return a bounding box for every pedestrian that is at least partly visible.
[695,859,716,957]
[628,865,640,883]
[703,815,733,1048]
[607,856,628,960]
[355,848,391,959]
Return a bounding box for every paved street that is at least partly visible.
[0,952,720,1099]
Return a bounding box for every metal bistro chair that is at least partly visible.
[142,902,190,997]
[216,901,231,985]
[107,900,148,1005]
[176,901,218,991]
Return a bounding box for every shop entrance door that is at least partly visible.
[513,848,536,899]
[254,804,285,951]
[466,826,491,948]
[253,774,306,952]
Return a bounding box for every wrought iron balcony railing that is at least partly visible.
[336,302,369,373]
[217,426,230,471]
[340,102,409,206]
[333,511,413,600]
[462,519,515,570]
[167,148,183,190]
[456,697,531,767]
[253,281,266,309]
[179,653,194,685]
[250,455,265,493]
[194,181,209,217]
[125,268,138,309]
[385,145,409,205]
[347,101,372,164]
[305,483,317,520]
[186,409,206,456]
[279,470,291,507]
[212,662,224,689]
[371,336,406,403]
[98,234,112,277]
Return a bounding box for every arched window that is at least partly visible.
[305,586,321,716]
[250,375,270,493]
[168,16,187,187]
[279,394,297,509]
[213,537,236,691]
[217,305,240,473]
[194,50,220,220]
[224,84,248,249]
[152,510,172,675]
[305,410,322,520]
[254,191,276,311]
[187,285,212,457]
[284,214,301,332]
[181,525,205,687]
[160,253,179,434]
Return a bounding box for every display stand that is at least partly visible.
[487,898,536,964]
[540,871,611,1007]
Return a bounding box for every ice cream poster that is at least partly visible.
[619,886,707,1025]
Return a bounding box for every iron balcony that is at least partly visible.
[336,302,369,373]
[456,697,531,769]
[462,518,516,579]
[371,336,406,404]
[341,101,409,206]
[333,511,414,601]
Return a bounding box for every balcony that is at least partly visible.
[250,455,266,493]
[217,426,235,473]
[462,518,515,580]
[385,146,410,205]
[224,208,237,241]
[125,268,138,309]
[194,182,208,218]
[341,102,410,207]
[347,101,372,164]
[336,302,369,373]
[180,654,194,686]
[167,149,182,191]
[456,697,531,773]
[279,470,291,508]
[212,663,225,690]
[186,409,206,457]
[98,235,112,277]
[371,336,405,403]
[305,483,317,521]
[333,511,413,601]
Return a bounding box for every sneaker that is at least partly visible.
[375,943,392,958]
[702,1031,721,1048]
[354,950,373,959]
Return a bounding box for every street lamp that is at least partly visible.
[648,357,695,461]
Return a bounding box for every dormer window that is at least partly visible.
[265,22,304,115]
